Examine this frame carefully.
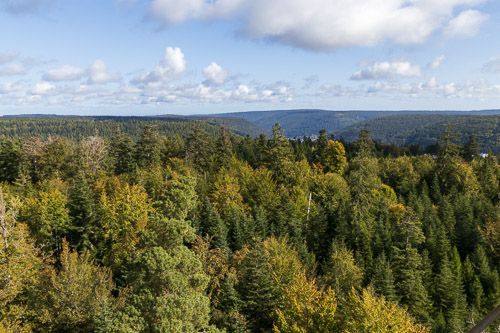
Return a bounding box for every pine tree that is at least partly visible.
[314,129,329,165]
[267,123,294,183]
[0,138,21,183]
[371,253,398,302]
[110,131,135,174]
[214,126,234,170]
[462,135,480,161]
[355,129,375,157]
[238,238,303,332]
[185,124,213,172]
[135,125,161,168]
[67,173,97,251]
[116,216,219,333]
[393,246,432,323]
[434,257,467,332]
[198,198,228,249]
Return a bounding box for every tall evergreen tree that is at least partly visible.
[355,129,375,157]
[462,135,480,161]
[393,246,432,323]
[110,131,135,174]
[135,125,161,168]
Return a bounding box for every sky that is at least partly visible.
[1,0,500,115]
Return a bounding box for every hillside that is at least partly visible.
[337,114,500,153]
[216,109,389,136]
[215,109,500,137]
[0,115,260,139]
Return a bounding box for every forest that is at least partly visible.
[0,122,498,333]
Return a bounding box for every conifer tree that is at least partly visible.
[393,246,432,323]
[463,134,480,161]
[355,128,375,157]
[371,253,398,302]
[135,125,161,168]
[314,129,329,165]
[0,138,21,183]
[110,131,135,174]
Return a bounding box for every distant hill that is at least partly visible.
[0,116,250,140]
[214,109,500,137]
[0,114,261,139]
[2,110,499,152]
[337,114,500,153]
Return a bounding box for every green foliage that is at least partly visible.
[0,138,21,183]
[0,122,497,333]
[20,179,71,253]
[34,240,115,332]
[321,243,363,301]
[238,238,303,332]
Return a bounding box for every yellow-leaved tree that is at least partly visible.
[343,288,430,333]
[274,272,337,333]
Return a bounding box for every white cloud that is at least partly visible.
[482,57,500,73]
[0,83,20,94]
[133,47,186,85]
[351,61,421,80]
[445,10,489,37]
[149,0,243,24]
[148,0,488,51]
[0,63,27,76]
[0,52,19,64]
[428,55,446,69]
[31,81,55,95]
[88,60,121,84]
[203,62,227,85]
[43,65,85,81]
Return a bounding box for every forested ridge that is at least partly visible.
[0,123,499,332]
[0,116,223,140]
[337,114,500,153]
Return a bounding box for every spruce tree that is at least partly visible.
[371,253,398,302]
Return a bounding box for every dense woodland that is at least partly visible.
[337,115,500,153]
[0,123,499,332]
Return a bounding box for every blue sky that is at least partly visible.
[1,0,500,115]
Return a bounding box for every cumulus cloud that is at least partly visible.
[0,52,19,64]
[351,61,421,80]
[482,57,500,73]
[31,81,55,95]
[203,62,227,85]
[133,47,186,85]
[88,60,121,84]
[2,0,55,15]
[43,65,85,81]
[148,0,488,51]
[428,55,446,69]
[0,63,28,76]
[445,10,489,37]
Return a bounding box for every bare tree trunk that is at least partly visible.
[468,305,500,333]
